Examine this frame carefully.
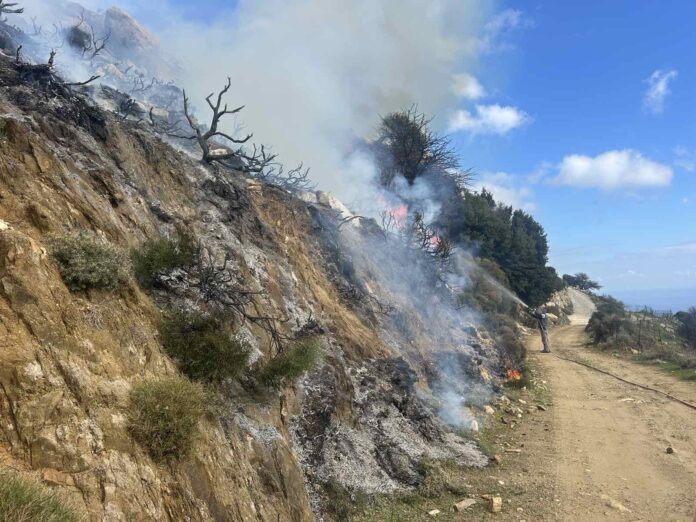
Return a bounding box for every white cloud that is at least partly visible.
[643,69,678,114]
[655,242,696,255]
[478,9,534,53]
[472,171,535,211]
[551,149,673,189]
[673,146,696,172]
[449,104,530,135]
[451,73,486,100]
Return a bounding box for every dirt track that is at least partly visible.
[530,289,696,521]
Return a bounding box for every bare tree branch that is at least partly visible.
[176,79,279,175]
[63,74,101,87]
[67,12,111,60]
[0,1,24,14]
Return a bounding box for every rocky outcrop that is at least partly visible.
[0,48,497,520]
[544,289,574,326]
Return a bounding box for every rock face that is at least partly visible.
[544,289,574,326]
[0,48,499,521]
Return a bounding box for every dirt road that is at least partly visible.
[531,288,696,521]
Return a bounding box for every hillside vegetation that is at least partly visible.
[586,295,696,378]
[0,5,574,521]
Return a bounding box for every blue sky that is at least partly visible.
[447,1,696,308]
[105,0,695,309]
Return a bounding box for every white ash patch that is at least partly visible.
[234,413,282,446]
[318,423,402,494]
[236,326,262,365]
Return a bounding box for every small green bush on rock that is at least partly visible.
[131,235,194,287]
[49,233,129,292]
[128,377,205,460]
[0,468,81,522]
[160,309,251,383]
[258,338,322,388]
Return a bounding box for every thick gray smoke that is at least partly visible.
[154,0,494,206]
[20,0,495,210]
[7,0,511,430]
[15,0,499,213]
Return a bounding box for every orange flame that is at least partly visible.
[388,203,408,227]
[506,368,522,381]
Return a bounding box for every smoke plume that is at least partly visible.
[15,0,494,209]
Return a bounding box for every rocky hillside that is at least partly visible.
[0,35,512,520]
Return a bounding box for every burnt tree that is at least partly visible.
[374,106,461,187]
[176,77,277,173]
[67,14,111,60]
[0,1,23,14]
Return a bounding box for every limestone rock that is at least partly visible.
[488,496,503,513]
[454,499,477,512]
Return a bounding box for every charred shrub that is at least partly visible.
[49,233,130,291]
[128,377,205,460]
[66,25,91,52]
[257,338,322,388]
[160,309,250,383]
[0,468,81,522]
[132,234,194,287]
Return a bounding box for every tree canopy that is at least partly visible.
[373,107,563,308]
[437,188,562,307]
[562,272,602,291]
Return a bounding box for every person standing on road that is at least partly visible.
[529,308,551,353]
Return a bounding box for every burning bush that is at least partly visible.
[159,309,251,384]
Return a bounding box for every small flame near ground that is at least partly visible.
[506,368,522,381]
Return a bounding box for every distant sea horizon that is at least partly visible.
[609,287,696,313]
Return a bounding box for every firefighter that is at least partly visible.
[529,308,551,353]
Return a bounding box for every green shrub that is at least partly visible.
[0,468,81,522]
[676,308,696,349]
[585,296,634,345]
[131,235,194,287]
[160,309,250,383]
[128,377,205,460]
[258,338,321,388]
[49,233,129,291]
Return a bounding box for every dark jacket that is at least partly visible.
[531,309,548,330]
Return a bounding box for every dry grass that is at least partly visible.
[0,469,82,522]
[128,377,206,460]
